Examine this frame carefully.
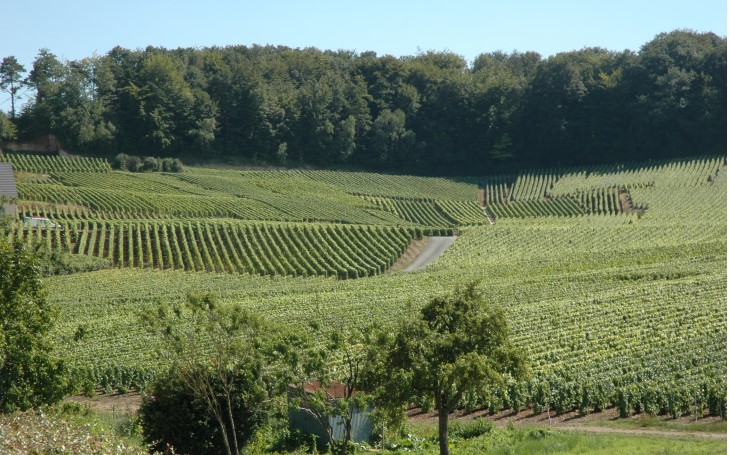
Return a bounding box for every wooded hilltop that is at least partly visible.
[0,29,725,175]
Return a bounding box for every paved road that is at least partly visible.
[405,236,456,272]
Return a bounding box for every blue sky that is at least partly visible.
[1,0,726,109]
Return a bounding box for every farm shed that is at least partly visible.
[288,381,373,449]
[0,163,17,216]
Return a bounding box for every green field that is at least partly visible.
[1,153,726,418]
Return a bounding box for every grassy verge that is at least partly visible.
[575,414,727,433]
[373,420,727,455]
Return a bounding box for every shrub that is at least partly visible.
[113,153,128,170]
[125,155,142,172]
[171,158,184,172]
[142,156,159,172]
[114,154,182,172]
[161,157,175,172]
[138,365,269,454]
[450,418,494,439]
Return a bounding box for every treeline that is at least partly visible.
[1,29,725,175]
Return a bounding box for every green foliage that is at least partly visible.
[288,323,378,453]
[0,152,111,173]
[1,154,724,427]
[0,56,26,118]
[0,111,17,141]
[0,238,67,412]
[448,417,495,440]
[374,282,529,454]
[138,365,268,454]
[5,30,726,173]
[381,282,529,409]
[0,407,148,454]
[141,156,159,172]
[139,293,297,455]
[110,153,182,173]
[40,251,112,275]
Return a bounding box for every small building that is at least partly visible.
[0,163,17,217]
[288,381,373,450]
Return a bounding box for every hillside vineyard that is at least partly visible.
[1,153,726,417]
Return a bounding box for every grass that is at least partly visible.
[374,421,727,454]
[578,414,727,434]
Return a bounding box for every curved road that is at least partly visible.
[405,236,456,272]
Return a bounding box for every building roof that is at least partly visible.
[292,381,355,399]
[0,163,17,198]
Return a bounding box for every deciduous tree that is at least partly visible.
[374,282,529,455]
[0,236,67,413]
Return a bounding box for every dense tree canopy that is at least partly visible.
[4,30,726,174]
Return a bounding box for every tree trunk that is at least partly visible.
[438,405,450,455]
[341,412,352,454]
[225,393,239,455]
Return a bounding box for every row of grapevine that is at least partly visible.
[16,183,298,221]
[174,172,401,225]
[17,204,180,222]
[575,187,625,215]
[0,153,111,173]
[301,169,478,201]
[365,196,459,227]
[479,157,725,209]
[12,221,420,278]
[509,172,559,201]
[434,200,488,225]
[487,197,584,219]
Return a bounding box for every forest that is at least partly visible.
[0,29,725,175]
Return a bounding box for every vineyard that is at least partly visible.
[480,157,724,219]
[9,218,418,278]
[0,153,726,420]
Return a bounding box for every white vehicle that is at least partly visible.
[23,217,59,229]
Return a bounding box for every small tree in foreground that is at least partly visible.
[0,236,67,412]
[375,282,529,455]
[140,293,289,455]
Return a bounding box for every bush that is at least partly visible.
[138,365,269,454]
[142,156,160,172]
[161,157,175,172]
[450,418,495,440]
[113,153,128,170]
[171,158,184,172]
[113,154,182,173]
[125,155,142,172]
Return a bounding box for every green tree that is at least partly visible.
[0,236,67,413]
[632,30,726,157]
[23,49,65,135]
[0,110,17,141]
[140,293,299,455]
[366,109,415,170]
[0,56,26,118]
[374,282,529,455]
